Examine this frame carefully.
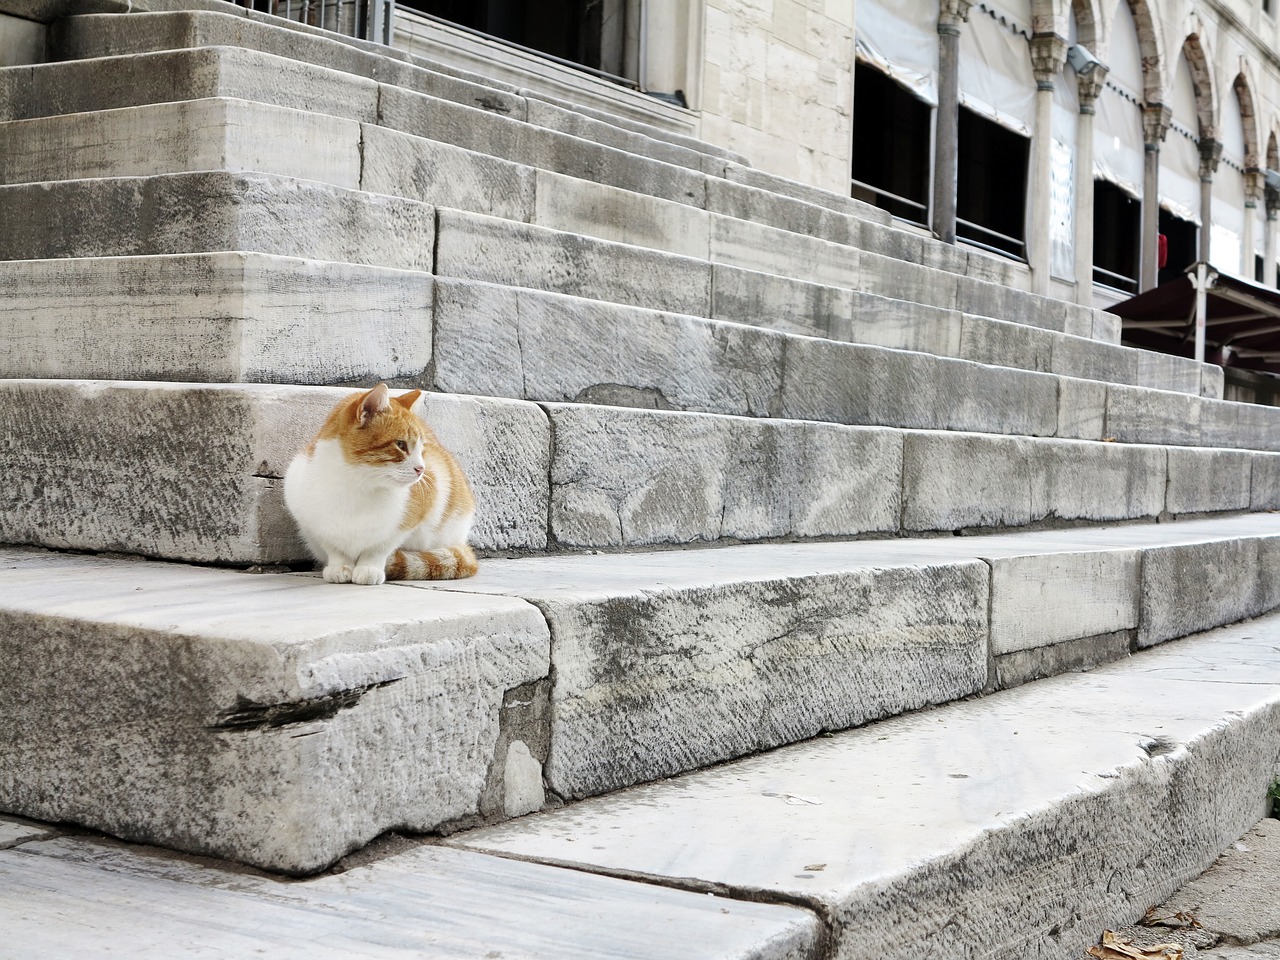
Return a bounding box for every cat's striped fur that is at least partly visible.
[283,384,477,585]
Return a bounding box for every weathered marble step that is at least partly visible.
[0,173,1212,398]
[0,252,1246,447]
[3,379,1280,565]
[452,610,1280,960]
[0,92,1113,345]
[4,515,1280,874]
[47,7,744,168]
[0,835,821,959]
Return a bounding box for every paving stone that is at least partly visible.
[0,549,550,874]
[0,840,821,959]
[453,616,1280,960]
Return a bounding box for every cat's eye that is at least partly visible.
[394,439,409,453]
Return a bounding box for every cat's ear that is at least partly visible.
[394,389,423,412]
[357,383,391,427]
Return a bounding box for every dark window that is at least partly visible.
[1257,253,1265,284]
[1092,179,1140,292]
[956,107,1029,260]
[851,63,932,227]
[1157,209,1198,286]
[402,0,630,79]
[1266,0,1275,17]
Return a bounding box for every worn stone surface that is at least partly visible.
[1166,447,1255,515]
[710,264,849,338]
[360,123,535,222]
[455,617,1280,960]
[0,549,550,874]
[993,629,1133,689]
[0,253,434,384]
[987,550,1141,655]
[0,838,821,959]
[1056,377,1108,440]
[1106,384,1203,447]
[858,250,959,311]
[543,404,902,546]
[435,208,712,317]
[843,293,963,356]
[0,172,435,268]
[0,381,549,560]
[431,280,784,417]
[710,215,858,289]
[0,97,362,188]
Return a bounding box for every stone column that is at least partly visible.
[1265,184,1280,289]
[1073,69,1107,306]
[1028,33,1068,296]
[1140,103,1171,292]
[1197,137,1222,264]
[931,0,972,244]
[1244,168,1261,280]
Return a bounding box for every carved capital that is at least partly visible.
[1245,167,1264,203]
[1029,33,1068,86]
[1198,138,1223,180]
[938,0,973,33]
[1076,66,1108,112]
[1141,103,1172,145]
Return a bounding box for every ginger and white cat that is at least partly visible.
[284,384,478,585]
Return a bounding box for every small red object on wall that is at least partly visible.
[1158,233,1168,269]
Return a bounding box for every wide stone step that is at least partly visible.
[0,253,1249,445]
[46,8,743,168]
[451,608,1280,959]
[0,91,1114,345]
[4,514,1279,874]
[0,835,822,959]
[3,379,1278,564]
[0,175,1215,398]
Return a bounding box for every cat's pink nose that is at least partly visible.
[413,465,424,477]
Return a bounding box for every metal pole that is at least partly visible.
[1192,261,1209,363]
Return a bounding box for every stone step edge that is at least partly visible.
[446,609,1280,959]
[1,378,1277,566]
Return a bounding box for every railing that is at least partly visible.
[956,217,1026,262]
[224,0,395,44]
[1092,264,1138,294]
[850,178,929,229]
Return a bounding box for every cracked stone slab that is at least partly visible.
[0,380,550,560]
[0,548,550,874]
[0,839,821,959]
[452,615,1280,960]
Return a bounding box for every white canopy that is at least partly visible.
[855,0,941,104]
[958,1,1035,136]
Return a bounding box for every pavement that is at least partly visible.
[1082,816,1280,959]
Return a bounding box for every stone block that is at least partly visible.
[1105,384,1202,446]
[1049,335,1138,389]
[431,280,784,418]
[0,98,362,188]
[360,123,536,222]
[709,215,858,288]
[1139,538,1274,646]
[462,552,988,798]
[704,177,857,245]
[711,264,847,339]
[854,219,926,265]
[958,314,1052,372]
[1130,349,1201,394]
[1252,452,1280,510]
[993,630,1132,689]
[1201,363,1225,399]
[1031,439,1166,523]
[534,170,711,259]
[0,381,550,562]
[0,549,550,874]
[435,209,712,317]
[524,97,710,172]
[919,237,974,277]
[378,84,707,207]
[0,253,434,384]
[901,432,1033,531]
[955,277,1067,334]
[987,550,1141,655]
[1200,397,1280,453]
[844,294,963,357]
[1055,377,1107,440]
[0,173,435,269]
[1166,447,1254,515]
[859,251,958,310]
[544,405,901,547]
[778,338,1057,437]
[722,161,891,223]
[1092,309,1123,343]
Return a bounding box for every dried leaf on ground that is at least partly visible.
[1086,930,1184,959]
[1140,906,1203,930]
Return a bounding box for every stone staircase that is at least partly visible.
[3,3,1280,958]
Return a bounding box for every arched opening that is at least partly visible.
[1157,47,1204,285]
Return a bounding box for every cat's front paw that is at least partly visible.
[351,564,387,586]
[323,563,354,584]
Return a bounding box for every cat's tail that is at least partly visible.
[386,545,478,581]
